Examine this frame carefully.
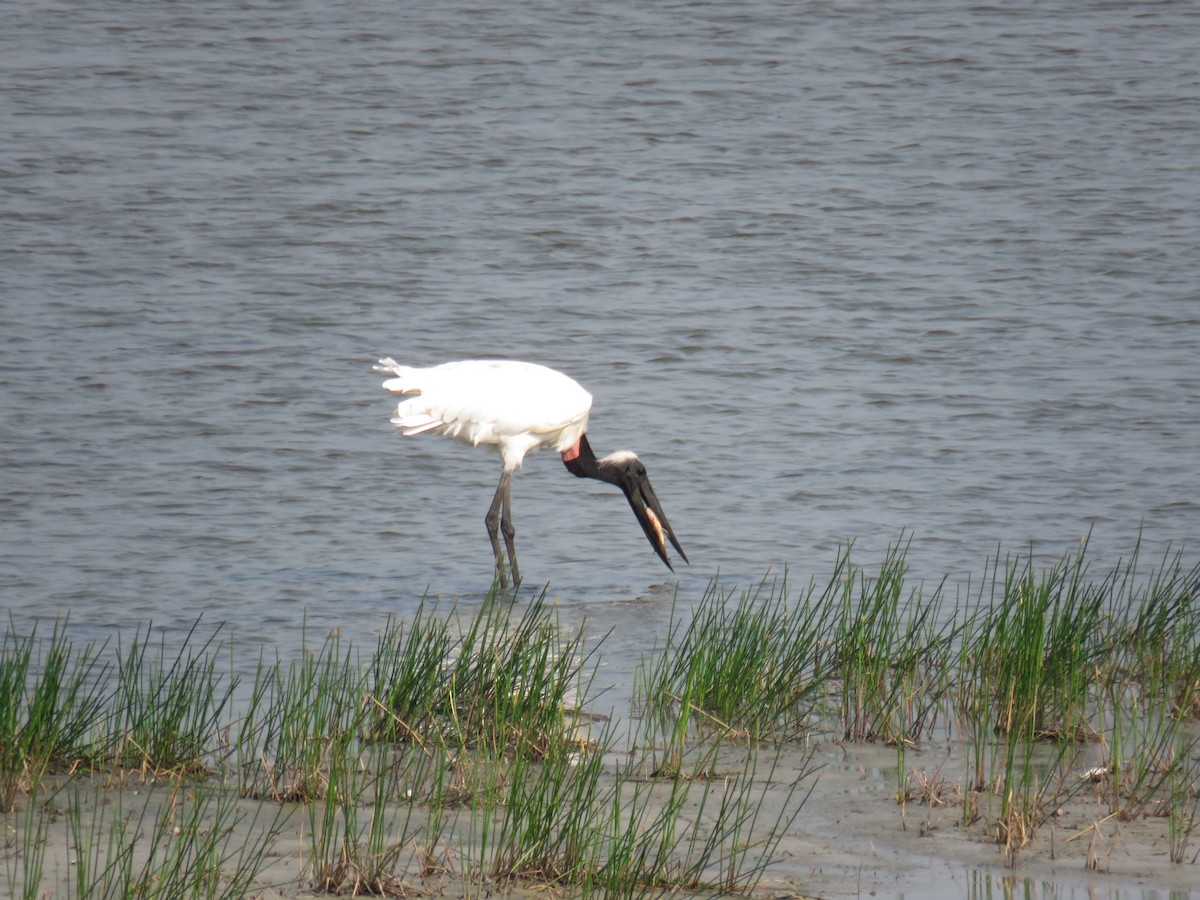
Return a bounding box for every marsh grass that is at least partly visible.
[1,619,111,809]
[946,550,1104,853]
[1095,687,1198,824]
[367,591,600,759]
[1,777,295,900]
[638,540,963,750]
[636,570,834,747]
[635,535,1200,865]
[833,538,959,744]
[479,716,811,897]
[3,781,53,900]
[3,537,1199,894]
[236,629,367,802]
[592,745,809,898]
[934,540,1200,859]
[1108,545,1200,721]
[306,743,420,895]
[1167,741,1200,864]
[58,775,290,900]
[105,621,237,775]
[482,731,612,884]
[957,548,1102,745]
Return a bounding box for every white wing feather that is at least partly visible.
[374,359,593,468]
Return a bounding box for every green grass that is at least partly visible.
[306,742,422,895]
[636,568,834,748]
[235,628,366,802]
[1,618,112,809]
[106,620,237,775]
[3,535,1199,893]
[944,540,1200,858]
[637,539,963,749]
[64,775,290,900]
[832,537,960,744]
[366,591,600,759]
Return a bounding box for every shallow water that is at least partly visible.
[2,4,1199,894]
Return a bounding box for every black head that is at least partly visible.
[563,434,688,570]
[599,450,688,570]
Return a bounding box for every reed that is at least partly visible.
[948,548,1101,852]
[969,546,1101,742]
[364,597,455,747]
[1093,543,1200,861]
[1,619,111,809]
[479,718,811,897]
[3,535,1198,892]
[944,539,1200,859]
[637,568,835,745]
[1106,543,1200,718]
[306,742,420,895]
[57,774,289,900]
[1166,738,1200,864]
[483,734,611,884]
[639,540,960,750]
[833,537,959,744]
[105,620,236,775]
[597,731,813,898]
[1095,684,1197,823]
[2,779,53,900]
[367,591,599,759]
[236,629,366,802]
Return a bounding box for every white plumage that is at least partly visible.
[375,358,591,471]
[374,357,687,589]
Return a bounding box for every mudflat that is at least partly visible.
[8,737,1196,900]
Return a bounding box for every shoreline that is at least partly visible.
[5,547,1200,899]
[6,739,1197,899]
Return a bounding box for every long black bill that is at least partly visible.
[621,470,688,571]
[562,434,688,571]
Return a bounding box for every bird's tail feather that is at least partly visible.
[374,358,421,395]
[375,359,444,433]
[390,413,443,435]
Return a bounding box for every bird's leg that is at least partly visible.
[485,470,511,588]
[500,474,520,590]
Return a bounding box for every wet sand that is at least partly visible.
[770,741,1198,899]
[7,739,1196,899]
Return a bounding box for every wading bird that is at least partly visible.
[374,358,687,589]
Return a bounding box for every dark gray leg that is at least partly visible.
[485,469,511,588]
[500,475,520,590]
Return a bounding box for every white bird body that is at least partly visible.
[376,359,592,471]
[374,357,687,588]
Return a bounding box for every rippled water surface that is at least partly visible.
[3,1,1199,667]
[3,3,1200,896]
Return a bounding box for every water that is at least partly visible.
[4,0,1199,626]
[3,1,1199,896]
[4,0,1199,631]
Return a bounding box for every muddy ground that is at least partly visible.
[5,738,1197,899]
